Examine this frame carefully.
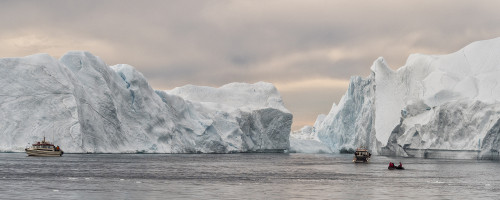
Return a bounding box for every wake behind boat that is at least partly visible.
[25,137,63,157]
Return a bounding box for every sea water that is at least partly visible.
[0,153,499,199]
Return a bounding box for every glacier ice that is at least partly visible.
[296,37,500,157]
[0,51,292,153]
[289,123,333,154]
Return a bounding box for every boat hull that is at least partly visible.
[25,149,63,157]
[353,148,371,163]
[388,166,404,170]
[353,157,370,163]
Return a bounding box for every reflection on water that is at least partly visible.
[1,153,499,199]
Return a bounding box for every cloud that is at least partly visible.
[0,30,116,59]
[1,0,500,130]
[275,78,349,92]
[279,82,349,129]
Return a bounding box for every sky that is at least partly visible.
[1,0,500,130]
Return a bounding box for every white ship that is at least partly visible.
[25,137,64,157]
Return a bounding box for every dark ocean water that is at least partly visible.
[1,153,499,199]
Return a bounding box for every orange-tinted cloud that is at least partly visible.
[1,0,500,130]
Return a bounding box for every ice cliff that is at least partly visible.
[297,37,500,157]
[0,51,292,153]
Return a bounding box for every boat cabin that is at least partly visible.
[353,147,371,163]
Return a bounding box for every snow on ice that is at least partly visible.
[0,51,292,153]
[292,37,500,157]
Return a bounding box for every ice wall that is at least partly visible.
[289,124,333,154]
[315,74,379,153]
[166,82,292,152]
[307,37,500,156]
[0,51,292,153]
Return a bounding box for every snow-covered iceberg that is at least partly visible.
[0,51,292,153]
[300,37,500,158]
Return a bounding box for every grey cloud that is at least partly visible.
[281,86,347,130]
[2,0,500,129]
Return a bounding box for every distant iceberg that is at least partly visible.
[0,51,292,153]
[292,37,500,158]
[289,124,332,154]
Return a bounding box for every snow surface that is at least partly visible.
[0,51,292,153]
[168,82,289,114]
[296,37,500,156]
[289,124,333,154]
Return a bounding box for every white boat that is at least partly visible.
[25,137,64,157]
[353,147,371,163]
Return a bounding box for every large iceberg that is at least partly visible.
[0,51,292,153]
[299,37,500,158]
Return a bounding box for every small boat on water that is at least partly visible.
[25,137,63,157]
[388,162,404,170]
[353,147,371,163]
[388,166,405,170]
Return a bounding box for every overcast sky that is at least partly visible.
[1,0,500,129]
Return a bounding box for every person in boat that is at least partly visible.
[389,162,394,168]
[398,162,403,168]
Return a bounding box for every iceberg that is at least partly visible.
[297,37,500,158]
[0,51,292,153]
[289,118,333,154]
